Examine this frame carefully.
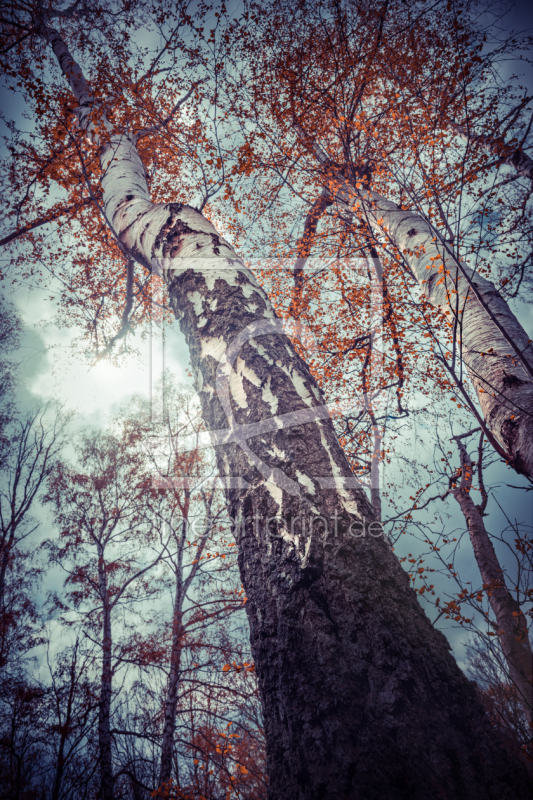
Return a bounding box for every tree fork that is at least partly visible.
[40,17,532,800]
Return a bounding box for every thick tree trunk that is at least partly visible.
[43,24,533,800]
[452,437,532,726]
[162,236,531,800]
[302,138,533,480]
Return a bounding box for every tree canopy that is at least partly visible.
[0,0,532,797]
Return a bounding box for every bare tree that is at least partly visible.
[2,2,531,796]
[450,430,532,727]
[45,430,166,800]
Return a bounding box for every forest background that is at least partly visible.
[0,0,533,797]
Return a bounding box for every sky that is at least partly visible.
[1,0,532,674]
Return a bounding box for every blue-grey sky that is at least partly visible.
[1,0,532,674]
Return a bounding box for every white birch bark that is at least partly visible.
[450,122,533,182]
[158,585,183,787]
[362,192,533,478]
[39,22,533,800]
[303,138,533,479]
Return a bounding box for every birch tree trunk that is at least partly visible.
[161,226,530,800]
[452,435,532,726]
[158,585,184,787]
[304,139,533,480]
[450,121,533,182]
[40,21,533,800]
[364,190,533,478]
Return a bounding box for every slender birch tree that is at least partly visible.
[449,430,532,727]
[20,5,532,798]
[2,1,532,797]
[236,0,533,479]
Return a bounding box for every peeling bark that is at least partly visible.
[40,24,533,800]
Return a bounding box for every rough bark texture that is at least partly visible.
[163,244,531,800]
[42,25,533,800]
[453,439,532,725]
[304,138,533,480]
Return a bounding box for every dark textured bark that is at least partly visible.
[164,253,531,800]
[40,21,532,796]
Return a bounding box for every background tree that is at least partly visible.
[45,637,100,800]
[115,381,251,794]
[0,0,531,797]
[231,0,533,478]
[45,428,167,800]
